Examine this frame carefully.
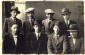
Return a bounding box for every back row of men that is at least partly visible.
[3,6,84,54]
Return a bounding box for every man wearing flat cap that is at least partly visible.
[42,9,57,35]
[25,20,48,54]
[23,7,36,36]
[60,8,77,36]
[67,24,84,54]
[3,6,22,39]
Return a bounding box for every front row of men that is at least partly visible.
[3,6,84,54]
[3,20,84,54]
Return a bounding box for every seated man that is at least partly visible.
[67,24,84,54]
[25,20,48,54]
[3,23,25,54]
[47,21,68,54]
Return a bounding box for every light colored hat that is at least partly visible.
[25,7,35,13]
[45,9,55,14]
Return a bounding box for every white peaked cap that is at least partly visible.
[25,7,35,13]
[45,9,55,14]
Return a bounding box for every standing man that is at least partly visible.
[61,8,76,36]
[3,23,25,54]
[42,9,57,35]
[67,24,84,54]
[23,7,35,36]
[3,6,22,38]
[26,20,48,54]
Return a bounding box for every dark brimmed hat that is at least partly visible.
[10,6,20,14]
[61,8,71,15]
[33,20,41,27]
[67,24,78,31]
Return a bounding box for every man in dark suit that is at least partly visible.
[3,23,25,54]
[60,8,76,36]
[47,21,68,54]
[42,9,57,35]
[23,7,35,36]
[25,20,48,54]
[3,6,22,38]
[67,24,84,54]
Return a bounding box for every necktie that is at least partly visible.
[66,21,68,27]
[48,21,51,31]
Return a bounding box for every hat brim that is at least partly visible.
[10,9,20,14]
[67,30,77,31]
[46,13,55,14]
[61,12,71,15]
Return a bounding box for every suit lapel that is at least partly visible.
[69,37,73,51]
[51,33,63,48]
[74,38,79,51]
[9,34,16,46]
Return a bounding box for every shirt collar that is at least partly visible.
[13,35,17,38]
[35,32,41,36]
[65,19,70,24]
[11,17,16,21]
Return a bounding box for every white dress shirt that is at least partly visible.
[35,32,41,40]
[65,19,70,25]
[13,35,17,45]
[73,38,76,45]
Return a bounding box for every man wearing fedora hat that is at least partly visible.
[3,6,22,38]
[60,8,76,36]
[25,20,48,54]
[67,24,84,54]
[42,9,57,35]
[23,7,37,36]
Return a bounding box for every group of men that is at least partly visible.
[2,6,84,54]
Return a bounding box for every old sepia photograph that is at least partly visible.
[2,1,84,54]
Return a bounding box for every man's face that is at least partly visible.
[63,13,70,20]
[11,24,18,34]
[70,31,77,38]
[46,13,54,19]
[34,25,41,33]
[53,25,60,34]
[27,12,34,19]
[10,10,17,18]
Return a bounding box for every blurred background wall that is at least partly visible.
[2,1,84,37]
[26,1,84,37]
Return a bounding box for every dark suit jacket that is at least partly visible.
[47,33,68,54]
[3,34,25,54]
[3,17,22,37]
[23,19,34,36]
[68,37,84,54]
[42,18,57,35]
[25,32,48,54]
[60,20,76,36]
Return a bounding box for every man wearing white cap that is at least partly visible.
[42,9,57,35]
[23,7,35,36]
